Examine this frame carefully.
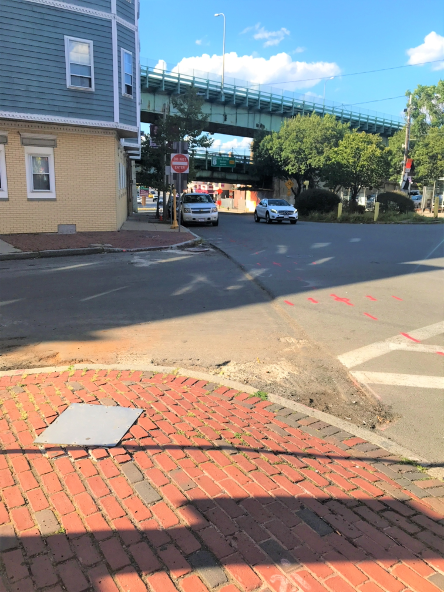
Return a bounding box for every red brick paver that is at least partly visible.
[0,368,443,591]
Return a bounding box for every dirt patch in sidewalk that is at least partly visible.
[0,229,192,251]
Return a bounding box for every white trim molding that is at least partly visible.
[0,145,8,199]
[0,111,138,135]
[24,146,56,200]
[23,0,137,31]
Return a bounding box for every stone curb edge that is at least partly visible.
[0,362,437,475]
[0,234,201,261]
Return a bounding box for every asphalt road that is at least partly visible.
[197,214,444,463]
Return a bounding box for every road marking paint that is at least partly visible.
[437,352,444,356]
[307,298,318,303]
[365,295,377,301]
[311,257,334,265]
[43,262,100,272]
[284,300,294,306]
[351,371,444,389]
[273,262,282,267]
[350,238,361,242]
[256,263,262,266]
[287,270,291,272]
[339,321,444,368]
[401,333,421,343]
[81,286,128,302]
[0,299,24,307]
[311,242,331,249]
[363,313,378,320]
[330,294,354,306]
[392,295,403,301]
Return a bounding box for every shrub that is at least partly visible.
[294,188,340,215]
[342,199,365,214]
[377,191,414,214]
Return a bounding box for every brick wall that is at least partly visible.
[0,122,124,234]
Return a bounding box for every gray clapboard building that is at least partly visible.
[0,0,140,233]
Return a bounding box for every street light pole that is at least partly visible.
[214,13,226,98]
[323,76,334,108]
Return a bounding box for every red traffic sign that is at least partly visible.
[171,153,189,174]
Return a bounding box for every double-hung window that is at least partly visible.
[65,36,94,91]
[24,146,56,200]
[121,50,133,97]
[0,142,8,200]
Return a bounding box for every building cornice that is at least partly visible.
[22,0,137,32]
[0,112,138,135]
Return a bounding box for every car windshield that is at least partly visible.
[183,194,213,203]
[268,199,290,206]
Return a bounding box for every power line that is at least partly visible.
[343,95,406,106]
[271,59,444,85]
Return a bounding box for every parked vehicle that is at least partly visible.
[180,193,219,226]
[254,199,298,224]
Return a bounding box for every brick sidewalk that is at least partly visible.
[0,369,443,592]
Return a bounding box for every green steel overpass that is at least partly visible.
[140,65,404,138]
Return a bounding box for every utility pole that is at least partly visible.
[401,95,412,195]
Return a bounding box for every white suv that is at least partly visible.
[181,193,219,226]
[254,199,298,224]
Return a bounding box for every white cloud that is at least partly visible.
[407,31,444,70]
[171,52,341,90]
[242,23,290,47]
[292,47,306,54]
[212,137,252,154]
[253,26,290,47]
[195,39,203,46]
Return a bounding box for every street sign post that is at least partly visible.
[211,155,236,167]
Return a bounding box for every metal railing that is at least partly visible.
[140,60,404,134]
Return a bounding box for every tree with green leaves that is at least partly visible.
[253,114,349,195]
[388,81,444,183]
[322,131,390,200]
[137,86,213,212]
[412,127,444,185]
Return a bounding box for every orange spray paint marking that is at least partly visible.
[365,295,377,301]
[392,295,403,301]
[307,298,318,304]
[400,333,420,343]
[284,300,294,306]
[363,313,378,320]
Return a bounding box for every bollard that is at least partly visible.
[434,196,439,218]
[337,203,342,219]
[374,202,380,222]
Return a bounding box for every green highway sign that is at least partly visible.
[211,155,236,167]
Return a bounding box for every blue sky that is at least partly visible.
[140,0,444,153]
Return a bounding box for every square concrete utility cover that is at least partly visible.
[34,404,143,447]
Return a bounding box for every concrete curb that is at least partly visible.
[0,235,201,261]
[0,362,435,471]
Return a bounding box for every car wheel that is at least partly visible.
[254,211,260,223]
[266,212,272,224]
[290,220,297,225]
[212,219,219,226]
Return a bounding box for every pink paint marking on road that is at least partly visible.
[365,295,377,301]
[400,333,421,343]
[437,352,444,356]
[256,263,262,266]
[330,294,354,306]
[273,262,282,267]
[392,295,403,301]
[363,313,378,320]
[287,270,291,273]
[284,300,294,306]
[307,298,318,303]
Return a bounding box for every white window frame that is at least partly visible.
[121,49,133,98]
[0,145,8,199]
[64,36,95,92]
[25,146,56,200]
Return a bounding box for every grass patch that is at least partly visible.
[299,211,444,224]
[253,391,268,401]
